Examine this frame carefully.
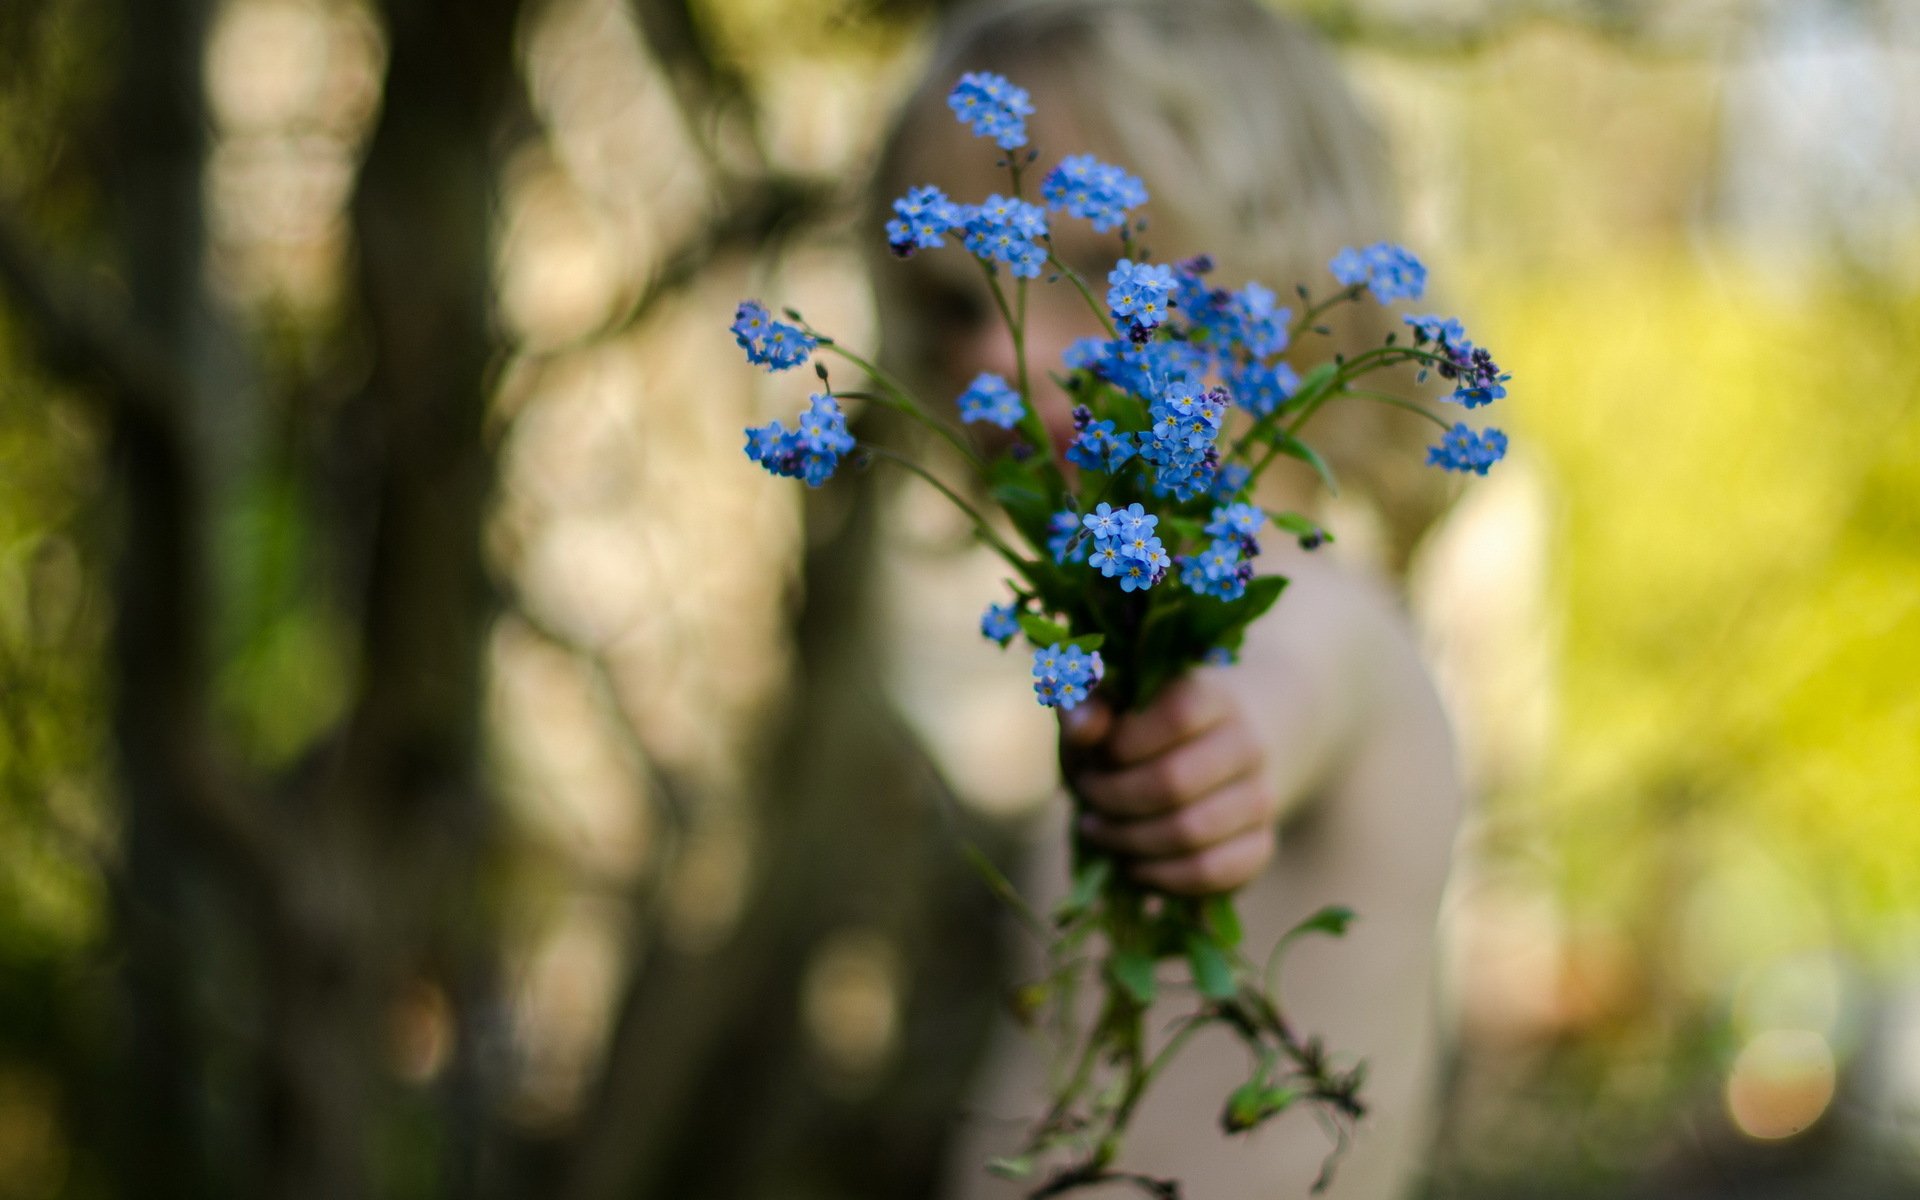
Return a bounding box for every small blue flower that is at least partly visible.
[1112,503,1157,542]
[1222,282,1290,359]
[1179,539,1252,601]
[961,195,1049,279]
[886,184,966,256]
[1040,154,1148,233]
[981,602,1020,645]
[744,394,855,487]
[1403,313,1467,346]
[1438,343,1511,409]
[1329,242,1427,304]
[1224,359,1299,418]
[1426,422,1508,475]
[1106,259,1178,337]
[1064,419,1135,473]
[1211,463,1251,503]
[1080,502,1125,541]
[1048,510,1088,564]
[731,300,816,371]
[957,373,1025,429]
[1206,503,1264,539]
[949,72,1035,150]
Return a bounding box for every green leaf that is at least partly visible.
[1110,948,1158,1006]
[1263,510,1331,541]
[1222,1079,1297,1133]
[1067,632,1105,652]
[1274,433,1339,495]
[1185,930,1238,1000]
[960,843,1047,938]
[1055,854,1112,924]
[1018,613,1070,647]
[986,1155,1035,1180]
[1287,904,1356,941]
[1203,894,1243,948]
[1223,1080,1267,1132]
[1259,1086,1297,1117]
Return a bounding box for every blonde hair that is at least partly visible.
[871,0,1449,566]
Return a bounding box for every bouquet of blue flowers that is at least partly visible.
[734,70,1508,1198]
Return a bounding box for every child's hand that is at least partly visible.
[1058,673,1282,896]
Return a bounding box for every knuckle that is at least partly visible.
[1165,805,1212,851]
[1148,758,1192,805]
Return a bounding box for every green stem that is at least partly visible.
[1228,343,1454,465]
[817,345,984,469]
[1288,282,1364,342]
[978,259,1058,466]
[859,445,1034,576]
[1046,252,1119,340]
[1340,387,1453,432]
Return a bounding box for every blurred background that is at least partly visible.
[1,0,1917,1197]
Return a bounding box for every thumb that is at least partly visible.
[1058,695,1113,749]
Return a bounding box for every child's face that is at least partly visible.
[890,101,1142,459]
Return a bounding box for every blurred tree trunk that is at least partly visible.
[255,0,526,1197]
[105,1,228,1195]
[78,0,526,1196]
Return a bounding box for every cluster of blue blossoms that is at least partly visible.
[1140,382,1229,502]
[735,68,1517,722]
[1427,423,1508,475]
[964,194,1049,278]
[1040,154,1147,233]
[949,71,1034,151]
[731,301,816,372]
[1063,336,1207,403]
[1065,405,1135,473]
[1329,241,1428,304]
[1178,503,1264,601]
[1106,259,1178,340]
[885,188,1049,277]
[1171,256,1298,417]
[1032,642,1105,711]
[891,78,1156,284]
[885,185,967,254]
[957,373,1026,429]
[1404,314,1511,409]
[744,394,855,487]
[1079,502,1171,593]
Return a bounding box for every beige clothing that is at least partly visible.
[902,543,1463,1200]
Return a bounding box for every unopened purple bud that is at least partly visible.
[1128,324,1153,345]
[1177,253,1214,275]
[1071,404,1093,430]
[1010,441,1034,461]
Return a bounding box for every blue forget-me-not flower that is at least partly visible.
[981,602,1021,645]
[886,185,966,257]
[744,394,855,487]
[1427,422,1508,475]
[949,72,1034,151]
[1329,242,1427,304]
[731,300,816,372]
[1041,154,1148,233]
[957,373,1026,429]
